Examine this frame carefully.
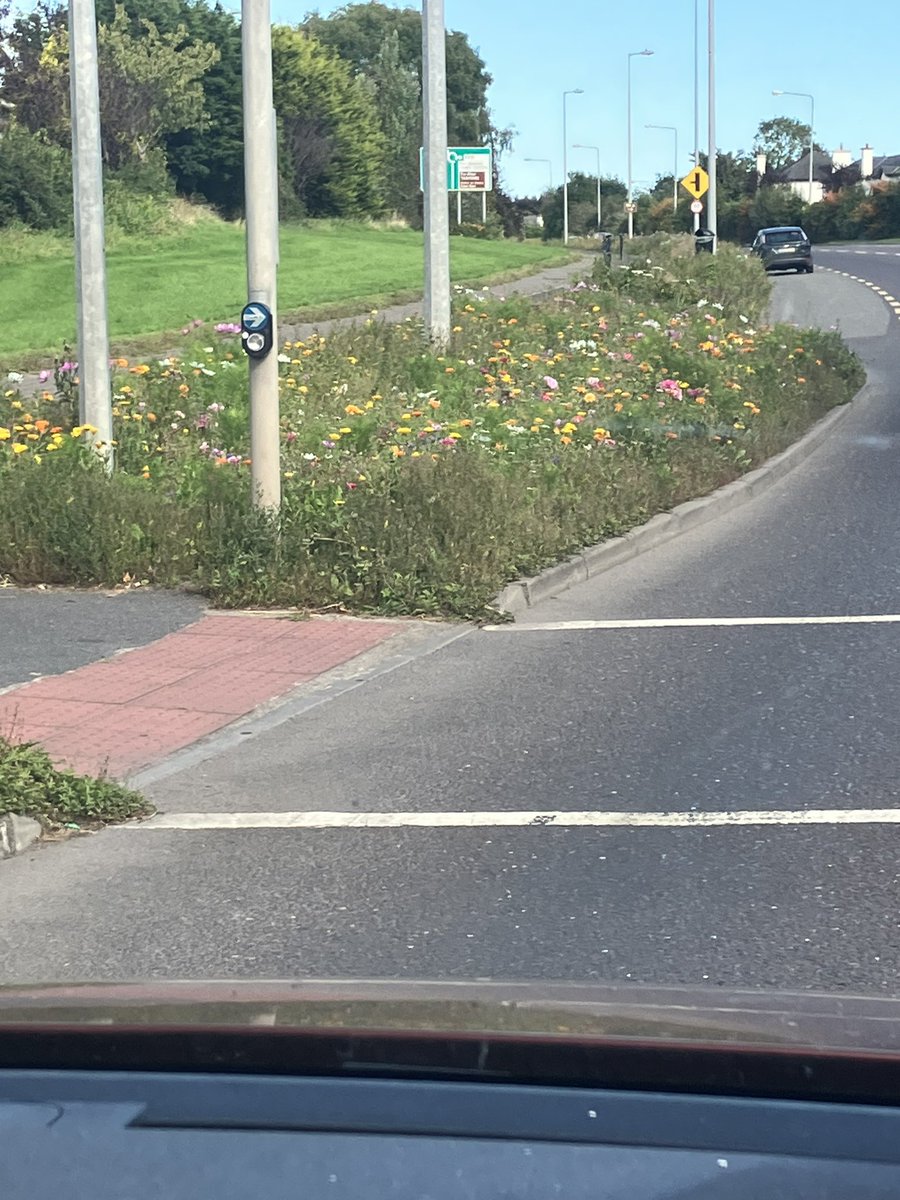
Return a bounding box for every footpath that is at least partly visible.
[9,254,594,397]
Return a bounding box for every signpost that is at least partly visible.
[680,165,709,199]
[420,146,493,192]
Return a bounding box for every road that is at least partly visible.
[3,245,900,991]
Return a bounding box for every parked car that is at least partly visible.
[751,226,814,273]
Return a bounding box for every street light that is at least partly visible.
[562,88,583,244]
[572,143,602,230]
[646,124,678,213]
[627,50,654,239]
[772,89,816,204]
[524,157,553,192]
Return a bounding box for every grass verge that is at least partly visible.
[0,237,864,620]
[0,218,576,365]
[0,735,151,830]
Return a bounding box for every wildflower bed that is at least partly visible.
[0,242,863,619]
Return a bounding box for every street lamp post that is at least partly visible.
[572,143,602,230]
[772,88,816,204]
[524,157,553,192]
[646,124,678,213]
[627,49,654,239]
[562,89,583,244]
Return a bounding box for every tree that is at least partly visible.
[754,117,822,172]
[541,173,627,239]
[303,3,493,218]
[95,0,245,215]
[272,26,384,218]
[367,28,420,217]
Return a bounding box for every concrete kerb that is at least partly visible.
[493,384,868,618]
[0,812,42,860]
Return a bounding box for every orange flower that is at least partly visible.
[34,418,50,434]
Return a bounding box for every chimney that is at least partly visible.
[832,145,852,169]
[755,151,767,176]
[861,144,875,178]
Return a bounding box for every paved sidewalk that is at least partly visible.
[0,613,402,779]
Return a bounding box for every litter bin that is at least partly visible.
[694,227,715,255]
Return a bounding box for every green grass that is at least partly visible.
[0,219,576,364]
[0,735,151,828]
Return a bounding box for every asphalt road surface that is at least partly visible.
[3,247,900,993]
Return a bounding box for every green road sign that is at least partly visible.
[419,146,493,192]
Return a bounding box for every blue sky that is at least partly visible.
[244,1,897,197]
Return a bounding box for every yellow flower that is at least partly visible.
[33,454,42,463]
[0,427,10,440]
[130,364,150,375]
[179,383,190,396]
[345,404,365,415]
[12,443,28,454]
[347,356,358,365]
[396,426,412,435]
[560,435,572,446]
[391,445,405,458]
[46,444,58,452]
[339,426,352,434]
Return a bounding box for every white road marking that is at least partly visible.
[484,615,900,633]
[134,809,900,831]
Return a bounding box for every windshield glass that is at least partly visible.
[1,0,899,1039]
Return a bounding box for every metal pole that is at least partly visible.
[627,55,633,239]
[68,0,112,457]
[457,190,462,224]
[673,128,678,212]
[694,0,701,233]
[808,94,815,204]
[707,0,717,251]
[422,0,450,349]
[482,189,486,223]
[596,148,602,229]
[242,0,281,510]
[562,93,569,245]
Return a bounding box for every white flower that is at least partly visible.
[6,371,22,383]
[697,298,709,307]
[739,314,749,323]
[641,319,660,330]
[277,353,291,363]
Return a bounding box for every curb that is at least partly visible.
[0,812,42,860]
[494,385,868,617]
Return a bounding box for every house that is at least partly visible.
[759,144,900,202]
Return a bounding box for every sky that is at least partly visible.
[248,0,900,199]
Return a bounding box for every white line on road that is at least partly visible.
[133,809,900,831]
[483,615,900,633]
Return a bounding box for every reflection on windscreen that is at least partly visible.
[766,230,806,243]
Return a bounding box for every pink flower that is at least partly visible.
[586,377,601,388]
[284,430,298,443]
[622,352,634,362]
[543,375,559,390]
[657,379,684,401]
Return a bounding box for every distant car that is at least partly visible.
[751,226,814,273]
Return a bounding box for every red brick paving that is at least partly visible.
[0,614,400,779]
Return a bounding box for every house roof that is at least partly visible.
[776,150,835,183]
[849,153,900,178]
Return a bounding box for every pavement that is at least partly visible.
[4,245,900,994]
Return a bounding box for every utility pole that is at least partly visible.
[422,0,450,350]
[707,0,717,251]
[68,0,112,458]
[242,0,280,510]
[693,0,701,230]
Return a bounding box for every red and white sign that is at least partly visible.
[690,199,704,214]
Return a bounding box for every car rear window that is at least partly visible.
[765,230,807,244]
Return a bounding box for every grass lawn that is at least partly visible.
[0,220,576,365]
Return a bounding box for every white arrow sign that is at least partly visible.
[242,303,269,330]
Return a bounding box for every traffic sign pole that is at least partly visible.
[242,0,280,511]
[422,0,451,351]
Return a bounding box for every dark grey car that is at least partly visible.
[751,226,814,273]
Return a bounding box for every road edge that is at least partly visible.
[494,383,869,617]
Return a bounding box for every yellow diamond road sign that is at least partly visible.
[680,166,710,199]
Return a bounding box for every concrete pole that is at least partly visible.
[242,0,281,511]
[562,93,569,245]
[673,128,678,213]
[808,94,815,204]
[422,0,450,350]
[68,0,112,456]
[707,0,717,251]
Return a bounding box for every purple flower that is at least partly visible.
[195,413,211,429]
[215,322,241,335]
[543,375,559,390]
[322,439,335,449]
[39,370,51,383]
